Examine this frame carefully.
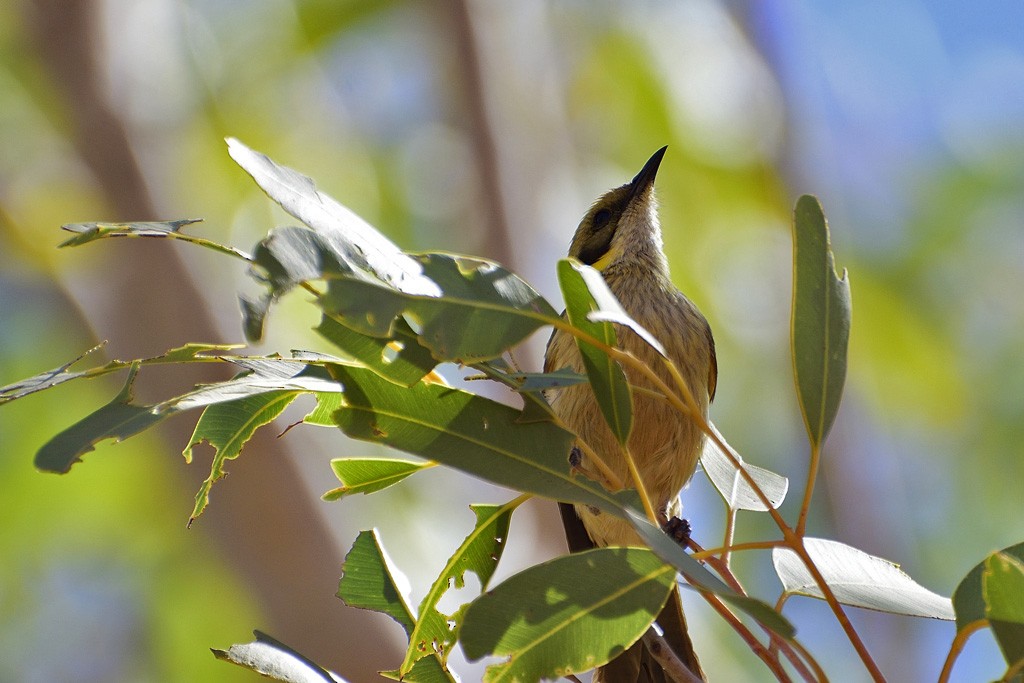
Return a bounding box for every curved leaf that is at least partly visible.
[791,195,851,447]
[381,655,455,683]
[337,530,415,634]
[700,422,788,511]
[400,500,519,674]
[227,138,438,297]
[316,314,435,386]
[460,547,675,682]
[320,253,557,363]
[326,364,633,516]
[212,630,345,683]
[323,458,432,501]
[60,219,251,261]
[0,342,240,406]
[557,259,633,443]
[184,390,298,524]
[35,364,165,473]
[773,537,954,620]
[954,541,1024,632]
[984,553,1024,667]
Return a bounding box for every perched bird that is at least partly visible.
[544,147,717,682]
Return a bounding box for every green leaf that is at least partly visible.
[984,553,1024,668]
[315,313,435,387]
[157,358,341,413]
[773,537,954,620]
[460,547,675,682]
[322,458,432,501]
[568,260,666,357]
[320,253,557,363]
[60,219,251,261]
[0,342,240,406]
[950,540,1024,634]
[954,542,1024,632]
[227,138,439,297]
[337,530,415,634]
[326,363,632,516]
[212,630,344,682]
[303,392,344,427]
[35,364,166,473]
[700,422,788,512]
[501,368,589,392]
[791,195,851,447]
[625,509,795,638]
[184,390,299,524]
[400,500,519,674]
[240,292,272,343]
[557,259,633,443]
[381,655,455,683]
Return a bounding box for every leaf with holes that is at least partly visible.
[337,530,415,634]
[400,500,519,674]
[184,390,299,524]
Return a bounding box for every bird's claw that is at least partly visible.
[662,517,692,547]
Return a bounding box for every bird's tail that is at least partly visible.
[593,585,703,682]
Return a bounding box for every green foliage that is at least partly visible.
[183,389,298,524]
[556,259,634,444]
[322,457,432,500]
[461,548,676,682]
[6,140,1021,682]
[791,195,851,448]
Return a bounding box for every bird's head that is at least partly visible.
[568,146,669,274]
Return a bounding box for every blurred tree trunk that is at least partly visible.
[22,0,399,677]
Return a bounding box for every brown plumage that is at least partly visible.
[544,147,716,681]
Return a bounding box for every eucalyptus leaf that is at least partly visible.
[380,655,455,683]
[791,195,851,448]
[315,313,435,387]
[184,390,299,524]
[157,358,341,413]
[227,138,439,296]
[984,553,1024,668]
[0,342,240,406]
[700,422,788,512]
[322,458,432,500]
[954,542,1024,631]
[212,630,345,683]
[773,537,954,620]
[320,253,557,363]
[35,364,165,473]
[557,259,633,444]
[60,219,251,261]
[569,260,666,356]
[326,363,632,515]
[400,500,519,674]
[503,368,589,392]
[337,530,415,634]
[460,547,676,682]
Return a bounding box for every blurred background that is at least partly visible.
[1,0,1022,681]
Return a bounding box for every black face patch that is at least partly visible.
[577,222,616,265]
[574,198,627,265]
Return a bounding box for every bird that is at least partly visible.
[543,146,717,682]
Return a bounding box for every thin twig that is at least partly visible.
[641,630,704,683]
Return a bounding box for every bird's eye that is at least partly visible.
[592,208,612,227]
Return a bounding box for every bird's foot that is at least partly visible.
[662,517,692,547]
[568,446,582,469]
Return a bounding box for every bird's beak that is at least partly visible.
[629,146,667,200]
